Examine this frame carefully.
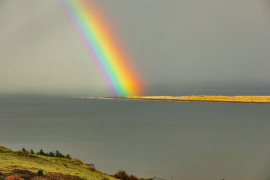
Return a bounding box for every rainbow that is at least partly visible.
[56,0,144,96]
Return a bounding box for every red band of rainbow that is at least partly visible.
[56,0,144,96]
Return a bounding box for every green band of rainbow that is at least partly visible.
[56,0,144,96]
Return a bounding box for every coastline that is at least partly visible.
[87,96,270,103]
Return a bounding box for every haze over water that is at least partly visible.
[1,95,269,180]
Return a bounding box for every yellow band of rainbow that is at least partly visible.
[56,0,144,96]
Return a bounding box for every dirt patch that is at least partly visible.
[2,169,36,180]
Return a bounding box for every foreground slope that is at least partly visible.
[0,145,116,180]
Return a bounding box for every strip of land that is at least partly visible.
[89,96,270,103]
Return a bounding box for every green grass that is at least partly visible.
[0,145,117,180]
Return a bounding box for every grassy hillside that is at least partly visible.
[0,145,117,180]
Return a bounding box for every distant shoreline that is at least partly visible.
[85,96,270,104]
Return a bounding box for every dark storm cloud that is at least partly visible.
[1,0,270,96]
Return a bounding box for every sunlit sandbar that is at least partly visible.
[89,96,270,103]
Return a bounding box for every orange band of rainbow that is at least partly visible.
[56,0,144,96]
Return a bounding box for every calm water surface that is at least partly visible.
[0,97,270,180]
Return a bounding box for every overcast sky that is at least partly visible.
[1,0,270,96]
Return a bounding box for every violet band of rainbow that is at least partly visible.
[56,0,144,96]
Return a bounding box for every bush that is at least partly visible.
[36,149,44,156]
[40,149,44,156]
[55,150,60,157]
[113,170,143,180]
[21,147,69,159]
[30,149,35,154]
[48,151,55,157]
[64,154,72,160]
[37,169,43,176]
[55,150,64,158]
[130,175,139,180]
[114,170,129,180]
[5,175,21,180]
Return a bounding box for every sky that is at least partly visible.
[1,0,270,97]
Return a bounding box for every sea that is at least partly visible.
[0,94,270,180]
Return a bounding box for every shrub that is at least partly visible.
[113,170,145,180]
[55,150,64,158]
[64,154,72,160]
[37,169,43,176]
[59,153,65,158]
[48,151,55,157]
[55,150,60,157]
[40,149,44,155]
[22,147,69,159]
[130,175,139,180]
[114,170,129,180]
[36,149,44,156]
[5,175,21,180]
[30,149,35,154]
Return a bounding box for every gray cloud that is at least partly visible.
[1,0,270,96]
